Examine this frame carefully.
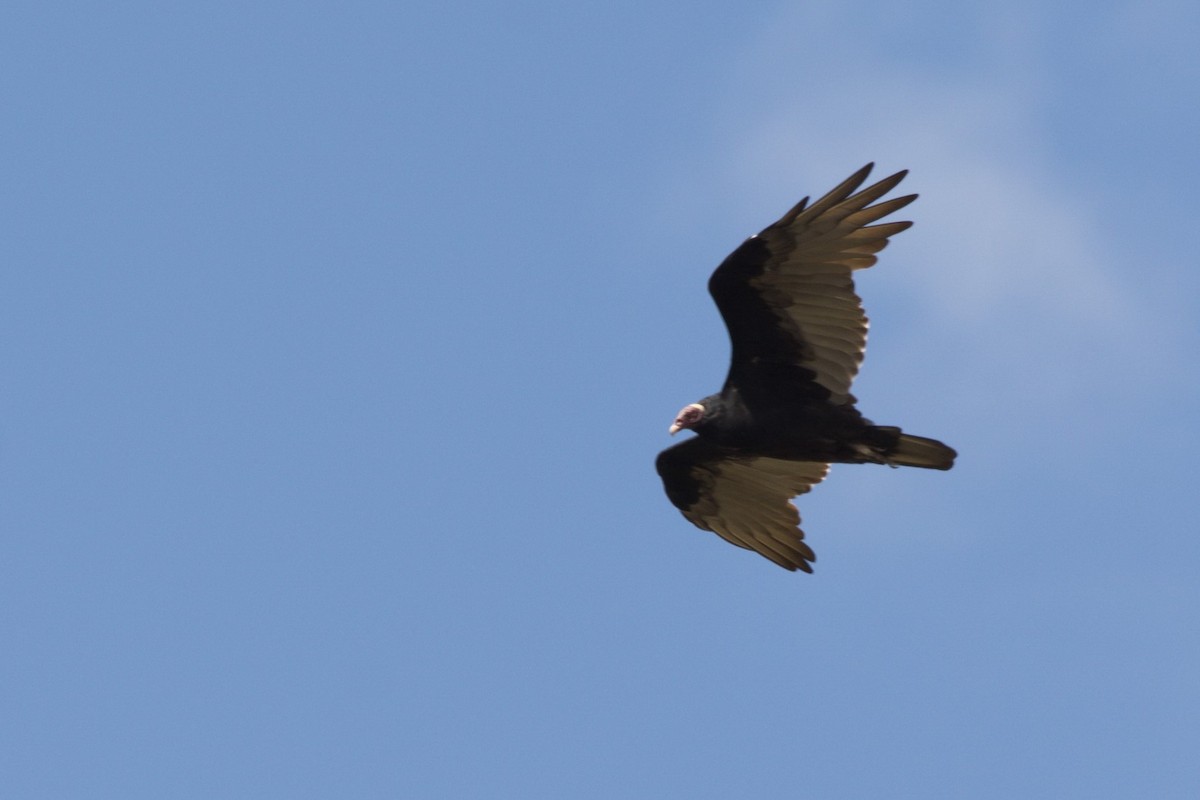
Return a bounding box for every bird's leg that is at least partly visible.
[850,442,898,467]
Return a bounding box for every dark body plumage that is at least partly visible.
[656,164,956,572]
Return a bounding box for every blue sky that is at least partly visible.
[2,1,1199,797]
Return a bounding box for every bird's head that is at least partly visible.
[668,403,706,435]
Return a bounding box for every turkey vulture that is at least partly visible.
[656,164,956,572]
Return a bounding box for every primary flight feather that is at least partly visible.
[655,164,956,572]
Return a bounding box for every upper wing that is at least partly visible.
[655,437,830,572]
[709,164,916,406]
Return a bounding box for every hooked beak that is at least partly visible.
[668,403,704,437]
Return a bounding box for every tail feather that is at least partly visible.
[887,431,956,470]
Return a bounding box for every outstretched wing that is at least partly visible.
[655,438,831,572]
[709,163,916,407]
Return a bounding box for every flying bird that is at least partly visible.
[656,164,956,572]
